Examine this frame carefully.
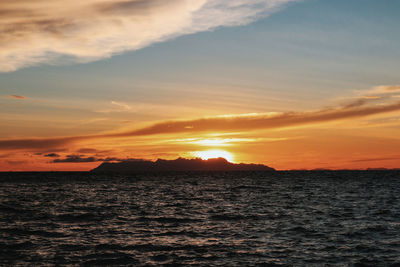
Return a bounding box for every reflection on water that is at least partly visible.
[1,171,400,266]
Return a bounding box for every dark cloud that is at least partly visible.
[44,153,60,157]
[52,155,97,163]
[51,155,138,163]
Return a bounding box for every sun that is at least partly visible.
[193,150,234,162]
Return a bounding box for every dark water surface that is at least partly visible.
[1,171,400,266]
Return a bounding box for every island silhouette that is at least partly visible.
[91,157,275,172]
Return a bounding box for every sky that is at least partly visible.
[1,0,400,171]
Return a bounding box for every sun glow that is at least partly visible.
[193,150,235,162]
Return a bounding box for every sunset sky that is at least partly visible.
[1,0,400,171]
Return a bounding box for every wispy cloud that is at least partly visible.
[0,137,82,150]
[340,84,400,106]
[52,154,137,163]
[77,148,101,153]
[111,101,131,111]
[369,85,400,94]
[168,137,285,146]
[8,95,26,99]
[351,156,400,163]
[1,99,400,151]
[6,160,28,165]
[0,0,297,72]
[106,100,400,137]
[357,85,400,99]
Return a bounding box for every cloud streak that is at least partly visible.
[9,95,26,99]
[0,0,296,71]
[104,100,400,138]
[1,99,400,151]
[351,156,400,163]
[369,85,400,94]
[357,85,400,99]
[52,155,97,163]
[52,155,138,163]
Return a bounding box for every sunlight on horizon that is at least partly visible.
[193,150,235,163]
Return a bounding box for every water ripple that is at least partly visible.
[1,171,400,266]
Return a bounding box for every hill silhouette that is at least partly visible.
[91,157,275,173]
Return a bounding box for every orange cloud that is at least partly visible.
[1,99,400,151]
[358,85,400,99]
[370,85,400,94]
[8,95,26,99]
[107,100,400,137]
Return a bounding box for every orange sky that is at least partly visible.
[1,0,400,171]
[2,89,400,171]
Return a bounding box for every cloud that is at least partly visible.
[5,160,28,165]
[105,100,400,137]
[359,85,400,99]
[77,148,100,153]
[111,101,131,111]
[345,85,400,106]
[340,98,370,109]
[9,95,26,99]
[0,0,296,72]
[96,101,132,113]
[52,154,137,163]
[351,156,400,163]
[76,148,113,154]
[167,137,287,146]
[52,155,97,163]
[0,136,83,150]
[2,99,400,151]
[170,137,259,146]
[44,153,60,157]
[370,85,400,94]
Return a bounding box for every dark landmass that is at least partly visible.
[91,157,275,173]
[367,167,400,171]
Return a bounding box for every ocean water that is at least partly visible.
[1,171,400,266]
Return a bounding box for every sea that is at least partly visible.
[0,171,400,266]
